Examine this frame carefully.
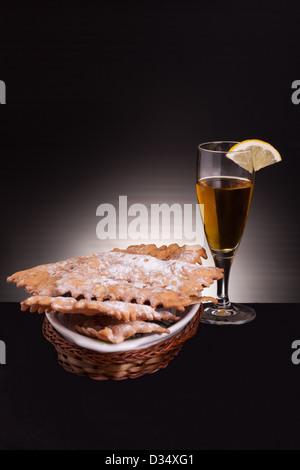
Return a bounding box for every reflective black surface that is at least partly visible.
[0,302,299,450]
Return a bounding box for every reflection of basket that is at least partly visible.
[42,304,203,381]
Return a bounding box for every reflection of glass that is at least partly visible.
[196,141,256,324]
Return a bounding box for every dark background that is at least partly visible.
[1,302,299,451]
[1,0,300,302]
[0,0,300,451]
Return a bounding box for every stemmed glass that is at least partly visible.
[196,141,256,324]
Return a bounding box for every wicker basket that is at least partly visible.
[42,303,203,381]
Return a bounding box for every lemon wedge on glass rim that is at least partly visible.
[226,139,282,173]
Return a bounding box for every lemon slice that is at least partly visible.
[226,139,282,172]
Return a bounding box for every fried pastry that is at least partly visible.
[8,244,222,343]
[112,243,207,264]
[75,320,170,344]
[7,250,223,310]
[21,296,181,322]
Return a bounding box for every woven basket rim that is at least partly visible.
[45,302,200,355]
[42,304,203,380]
[43,304,203,359]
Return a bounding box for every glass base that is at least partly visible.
[201,302,256,325]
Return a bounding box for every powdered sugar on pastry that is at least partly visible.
[7,251,222,309]
[7,245,223,309]
[75,321,170,344]
[21,296,181,322]
[112,243,207,264]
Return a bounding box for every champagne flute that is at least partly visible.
[196,141,256,324]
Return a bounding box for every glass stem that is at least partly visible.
[211,249,236,309]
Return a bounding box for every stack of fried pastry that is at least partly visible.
[7,244,223,344]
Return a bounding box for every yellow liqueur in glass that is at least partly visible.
[196,141,256,325]
[196,176,253,252]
